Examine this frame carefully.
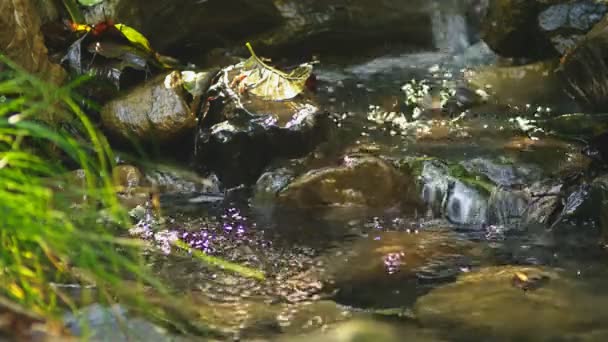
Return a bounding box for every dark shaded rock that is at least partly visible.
[194,66,333,187]
[80,0,468,61]
[557,17,608,112]
[101,71,196,144]
[277,155,421,210]
[481,0,605,60]
[480,0,556,59]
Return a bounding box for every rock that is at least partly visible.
[80,0,480,61]
[558,17,608,112]
[143,163,221,194]
[185,291,350,339]
[101,71,196,144]
[462,157,542,187]
[480,0,556,59]
[113,165,146,191]
[413,265,608,341]
[538,0,607,55]
[280,319,446,342]
[63,304,182,342]
[0,0,66,86]
[195,64,333,187]
[277,154,420,210]
[464,60,569,108]
[419,160,492,226]
[253,168,296,205]
[251,0,436,56]
[324,230,475,309]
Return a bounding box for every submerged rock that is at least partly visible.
[280,319,446,342]
[464,60,569,108]
[101,71,196,144]
[324,230,475,309]
[413,265,608,341]
[277,155,421,210]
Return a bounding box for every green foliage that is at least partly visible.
[77,0,104,6]
[0,55,160,319]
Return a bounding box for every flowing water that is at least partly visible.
[91,3,608,341]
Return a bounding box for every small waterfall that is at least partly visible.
[488,188,529,226]
[445,181,489,225]
[431,0,478,54]
[420,161,489,226]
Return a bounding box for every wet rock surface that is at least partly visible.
[78,0,478,61]
[101,71,196,144]
[323,229,476,309]
[413,265,608,341]
[277,154,421,210]
[194,64,333,187]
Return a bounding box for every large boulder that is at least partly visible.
[480,0,607,60]
[101,71,203,145]
[194,64,333,187]
[80,0,479,61]
[276,154,421,210]
[414,265,608,340]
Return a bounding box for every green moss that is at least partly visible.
[447,164,495,195]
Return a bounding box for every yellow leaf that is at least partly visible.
[514,271,529,282]
[17,266,36,278]
[240,42,313,101]
[114,24,153,54]
[8,283,25,300]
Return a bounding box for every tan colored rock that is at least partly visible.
[414,265,608,340]
[101,71,195,143]
[278,155,421,209]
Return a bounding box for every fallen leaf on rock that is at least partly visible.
[237,42,313,101]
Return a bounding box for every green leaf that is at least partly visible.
[77,0,104,6]
[174,240,265,281]
[239,42,313,101]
